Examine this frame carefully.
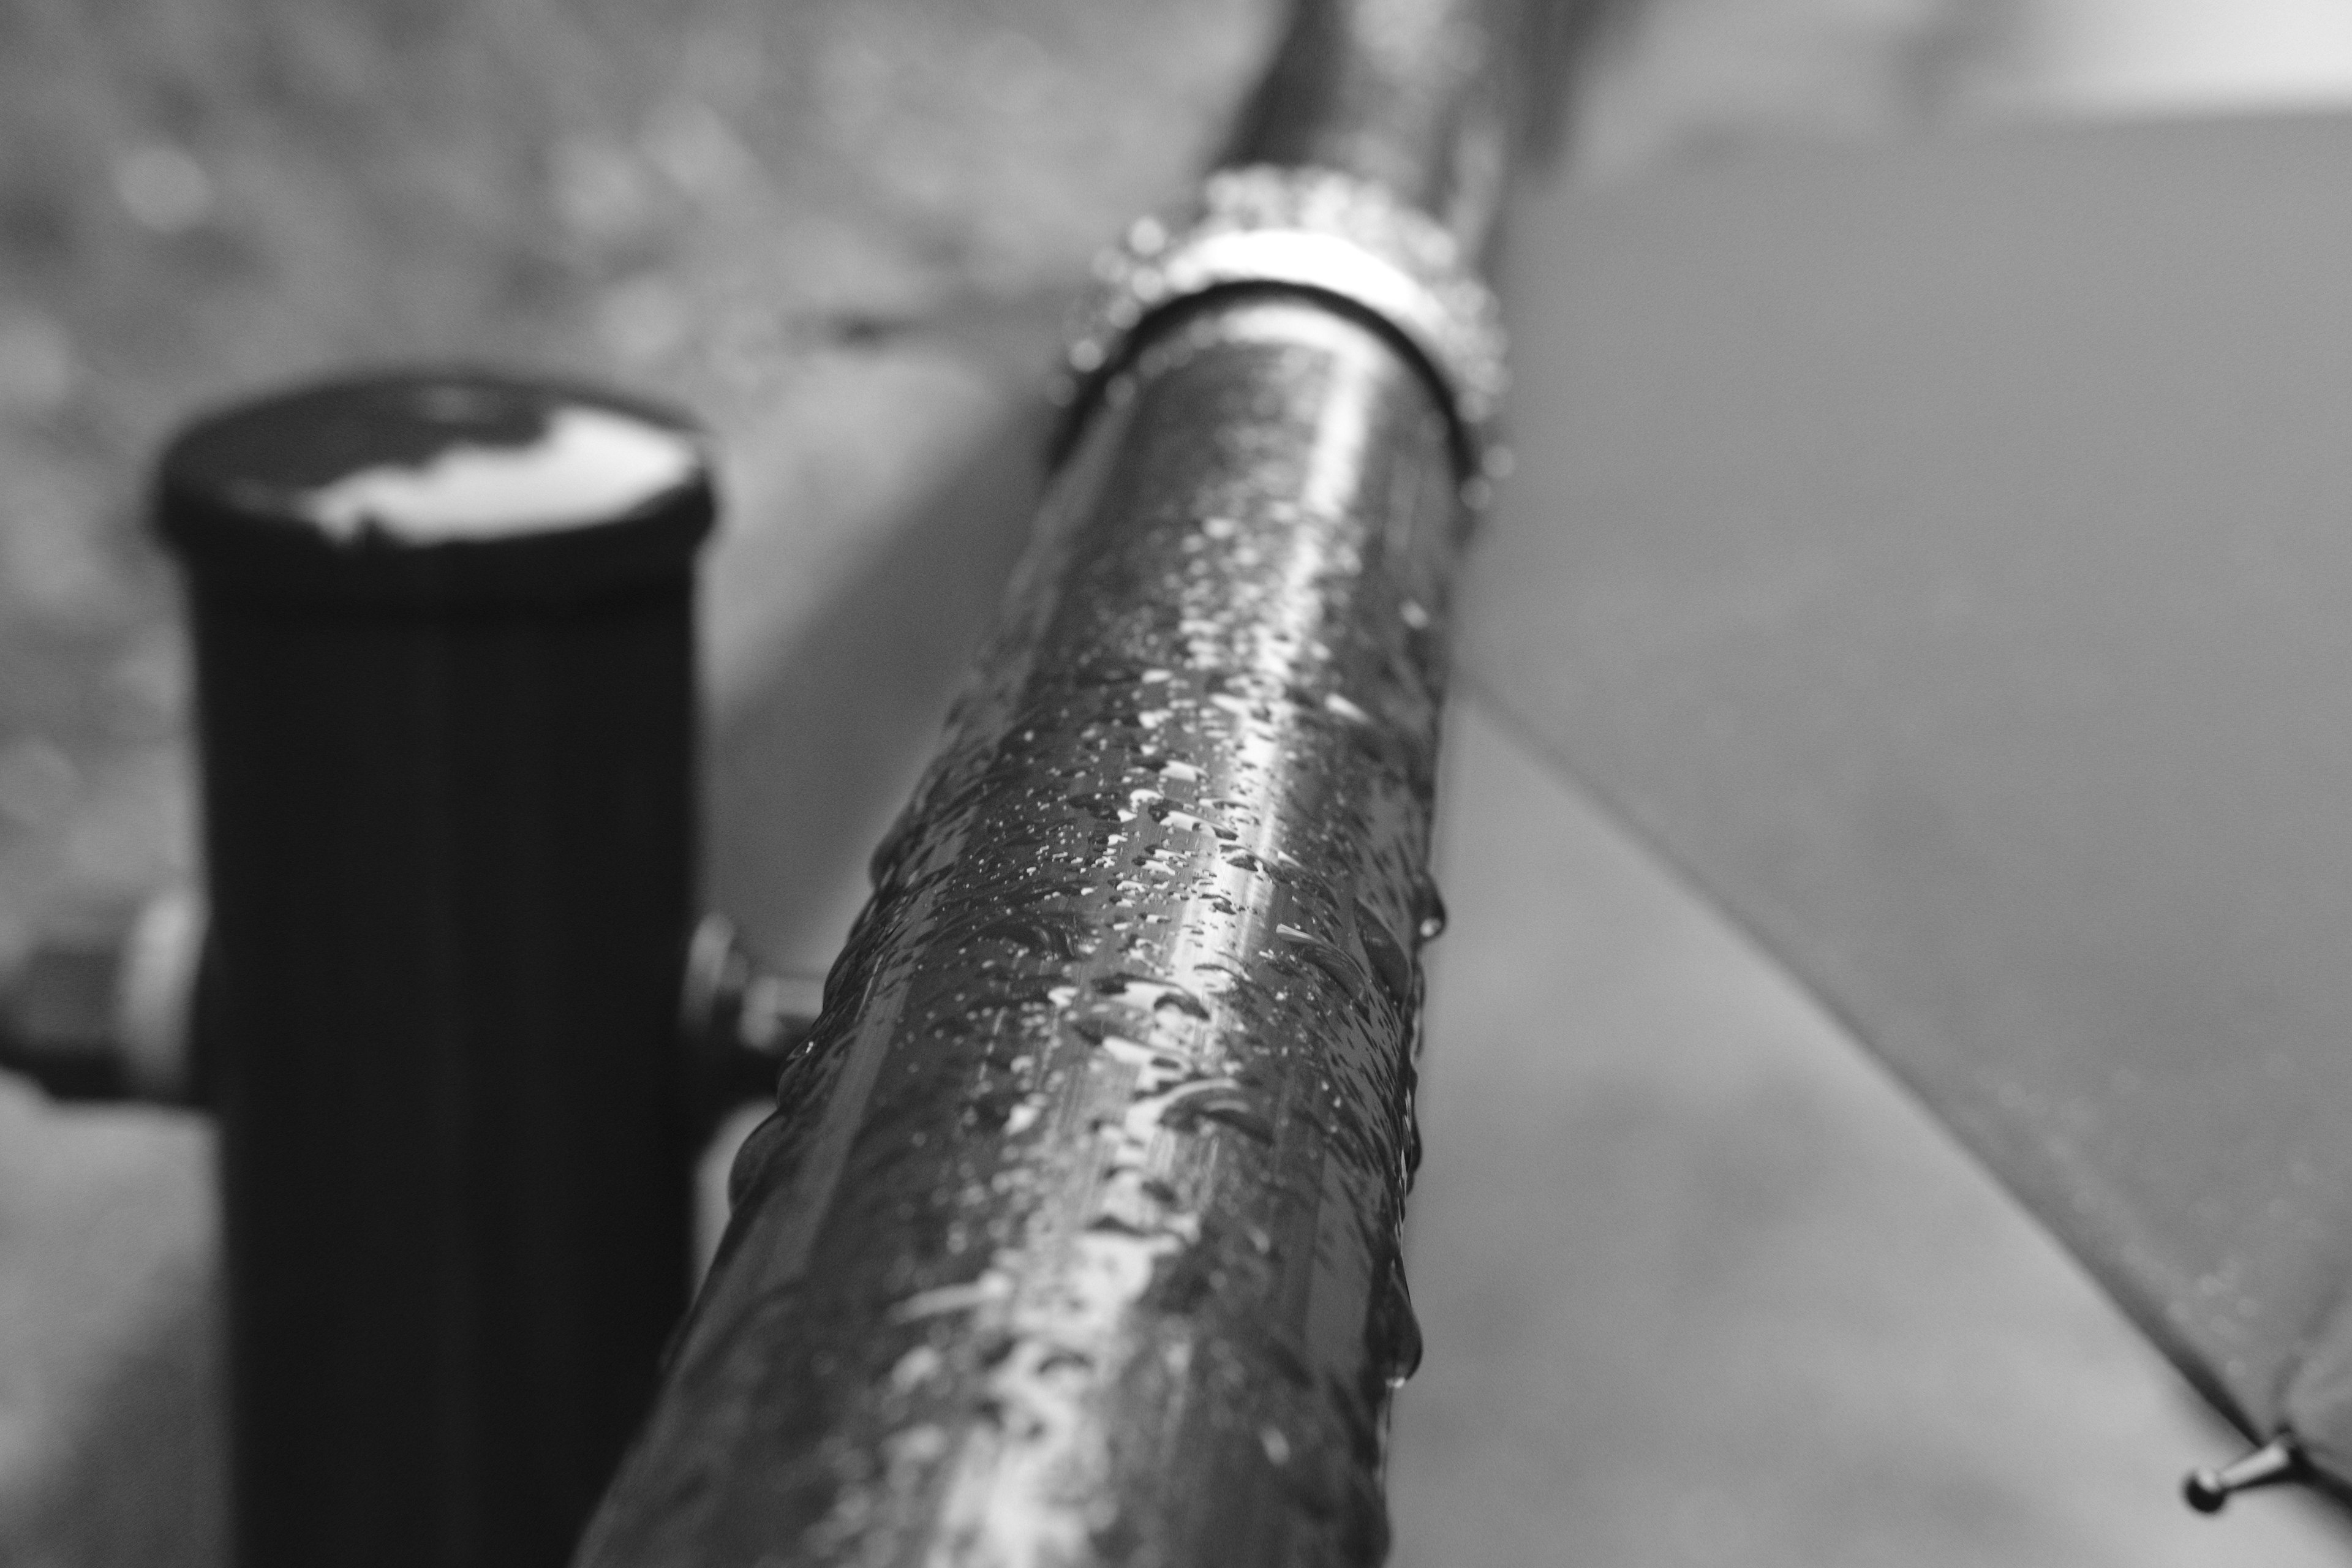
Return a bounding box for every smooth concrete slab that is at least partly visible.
[1389,699,2350,1565]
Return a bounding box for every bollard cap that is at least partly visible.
[155,370,715,607]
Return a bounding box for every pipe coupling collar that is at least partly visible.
[1057,164,1508,486]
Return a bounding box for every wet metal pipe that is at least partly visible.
[578,2,1518,1562]
[1225,0,1517,257]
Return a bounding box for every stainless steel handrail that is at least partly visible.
[576,3,1531,1561]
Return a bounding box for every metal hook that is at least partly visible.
[2184,1434,2304,1514]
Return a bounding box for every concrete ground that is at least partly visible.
[4,0,2350,1562]
[1388,703,2349,1566]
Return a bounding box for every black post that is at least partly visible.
[155,371,714,1568]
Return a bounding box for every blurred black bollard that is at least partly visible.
[154,371,715,1568]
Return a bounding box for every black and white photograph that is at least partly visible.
[4,1,2352,1564]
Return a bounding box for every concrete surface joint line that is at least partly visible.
[1057,162,1509,488]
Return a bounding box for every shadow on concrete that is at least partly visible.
[0,1128,225,1568]
[702,392,1054,976]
